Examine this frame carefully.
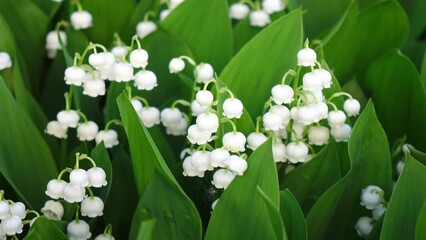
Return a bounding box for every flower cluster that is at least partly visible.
[0,52,12,71]
[248,40,360,165]
[230,0,286,27]
[355,185,387,238]
[44,152,113,240]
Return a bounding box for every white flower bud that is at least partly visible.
[249,10,271,27]
[247,132,268,151]
[211,148,230,168]
[1,215,23,235]
[159,9,170,20]
[211,199,219,211]
[196,63,214,84]
[87,167,107,188]
[165,117,188,136]
[111,46,128,61]
[95,234,116,240]
[327,110,347,127]
[343,99,361,117]
[360,185,383,210]
[271,84,294,105]
[130,49,149,68]
[64,66,85,86]
[77,121,99,141]
[113,62,134,82]
[372,204,386,220]
[46,31,66,51]
[331,124,351,142]
[46,121,68,139]
[286,141,309,163]
[272,140,286,163]
[70,10,93,30]
[63,183,86,203]
[67,220,91,240]
[9,202,25,219]
[212,169,235,189]
[169,58,185,73]
[396,160,404,176]
[262,0,285,14]
[0,201,9,220]
[69,169,89,188]
[0,52,12,70]
[45,179,67,199]
[136,21,157,39]
[225,155,248,176]
[83,74,106,97]
[81,197,104,218]
[223,98,243,119]
[191,151,213,172]
[191,100,207,116]
[187,125,212,145]
[196,90,214,107]
[182,156,204,177]
[57,110,80,128]
[41,200,64,220]
[303,71,324,92]
[308,126,330,146]
[229,3,250,19]
[297,47,316,67]
[355,216,373,238]
[96,130,119,148]
[161,108,182,127]
[139,107,161,128]
[196,113,219,133]
[263,111,284,131]
[134,70,158,91]
[223,132,246,153]
[314,69,332,88]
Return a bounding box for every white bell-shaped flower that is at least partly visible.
[70,10,93,30]
[87,167,107,188]
[282,121,305,141]
[272,140,286,163]
[286,141,309,163]
[95,234,116,240]
[136,21,157,39]
[297,47,317,67]
[263,111,284,131]
[160,108,182,127]
[46,121,68,139]
[247,132,268,151]
[312,101,328,119]
[83,74,106,97]
[196,113,219,133]
[9,202,25,219]
[113,62,134,82]
[159,9,170,20]
[343,99,361,117]
[169,58,185,73]
[46,31,66,51]
[271,84,294,105]
[271,105,291,125]
[225,155,248,176]
[308,126,330,145]
[212,169,235,189]
[331,124,351,142]
[211,148,230,168]
[139,107,161,128]
[130,49,149,68]
[191,100,207,116]
[372,204,386,220]
[327,110,347,127]
[297,105,321,125]
[360,185,383,210]
[69,169,89,188]
[314,69,332,88]
[182,156,204,177]
[111,46,128,61]
[131,99,143,113]
[45,179,67,199]
[222,132,246,152]
[1,215,23,235]
[355,216,373,238]
[0,201,9,220]
[165,117,188,136]
[57,110,80,128]
[223,98,243,119]
[229,3,250,19]
[187,125,212,145]
[196,90,214,107]
[77,121,99,141]
[64,66,85,86]
[195,63,214,84]
[303,71,324,92]
[95,130,119,148]
[134,70,158,91]
[81,197,104,218]
[249,10,271,27]
[41,200,64,220]
[67,220,91,240]
[190,151,213,172]
[89,52,114,70]
[0,52,12,70]
[63,183,86,203]
[262,0,285,14]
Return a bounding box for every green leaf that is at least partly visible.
[232,18,262,54]
[24,217,68,240]
[381,154,426,240]
[365,49,426,151]
[90,143,113,202]
[205,139,280,240]
[280,189,307,240]
[323,0,409,84]
[161,0,233,71]
[32,0,62,18]
[220,8,303,118]
[280,141,341,213]
[0,78,57,210]
[136,219,156,240]
[415,202,426,240]
[129,173,202,240]
[421,50,426,93]
[257,186,287,240]
[398,0,426,41]
[306,101,392,240]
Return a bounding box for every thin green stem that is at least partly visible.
[130,35,142,50]
[77,110,88,123]
[281,70,296,85]
[86,187,95,198]
[143,11,156,21]
[133,96,150,107]
[220,118,237,133]
[72,0,84,11]
[105,119,122,130]
[171,99,191,108]
[238,0,256,8]
[203,79,217,91]
[0,190,4,201]
[57,168,73,181]
[255,116,262,133]
[219,87,235,99]
[26,210,40,218]
[179,56,196,66]
[78,153,97,168]
[328,92,353,101]
[326,101,338,111]
[292,66,302,90]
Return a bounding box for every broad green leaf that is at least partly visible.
[90,143,113,202]
[220,8,303,118]
[306,101,392,240]
[136,219,156,240]
[365,49,426,151]
[323,0,409,84]
[257,187,287,240]
[0,78,57,210]
[232,18,262,54]
[161,0,233,71]
[129,173,202,240]
[380,154,426,240]
[280,141,341,213]
[32,0,62,18]
[24,217,68,240]
[280,189,307,240]
[421,50,426,88]
[415,203,426,240]
[398,0,426,41]
[205,139,280,240]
